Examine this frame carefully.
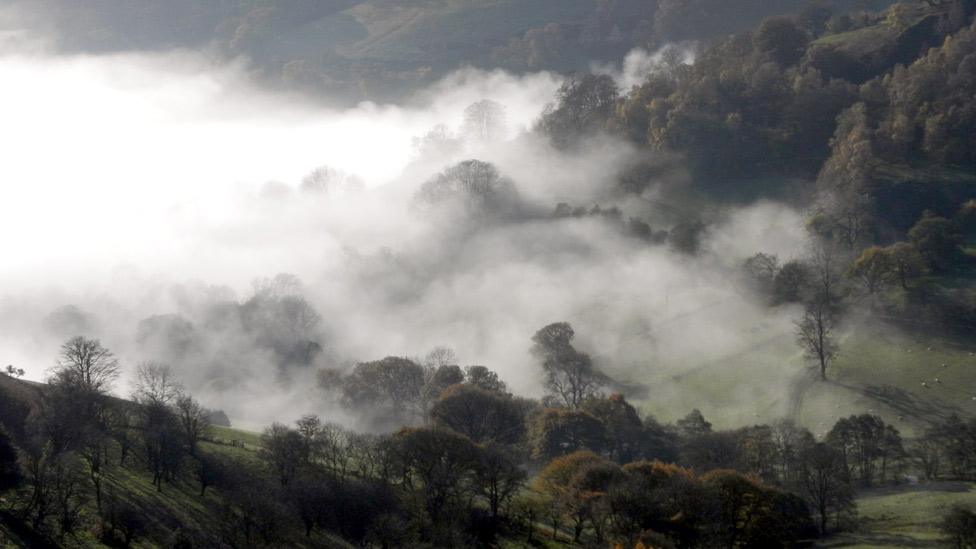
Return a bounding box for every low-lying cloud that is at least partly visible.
[0,38,812,430]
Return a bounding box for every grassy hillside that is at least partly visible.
[339,0,595,66]
[624,302,976,439]
[810,0,959,82]
[13,0,908,103]
[0,375,348,548]
[818,481,976,547]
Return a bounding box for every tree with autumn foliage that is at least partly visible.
[533,451,618,543]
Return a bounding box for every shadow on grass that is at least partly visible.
[818,531,940,547]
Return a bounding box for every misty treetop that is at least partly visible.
[414,159,521,219]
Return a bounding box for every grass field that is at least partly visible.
[624,300,976,438]
[818,481,976,548]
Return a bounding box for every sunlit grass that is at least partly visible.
[818,482,976,548]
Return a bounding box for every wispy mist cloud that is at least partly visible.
[0,41,811,430]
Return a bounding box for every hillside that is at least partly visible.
[818,481,976,547]
[0,375,317,549]
[3,0,897,102]
[809,0,971,81]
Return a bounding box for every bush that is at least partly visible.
[0,425,22,495]
[942,505,976,549]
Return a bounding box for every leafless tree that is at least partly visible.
[81,433,109,513]
[131,363,183,491]
[175,394,210,456]
[106,408,135,466]
[422,346,458,369]
[461,99,507,143]
[260,423,305,487]
[53,337,120,393]
[131,362,182,406]
[809,240,845,307]
[796,296,837,381]
[319,422,350,480]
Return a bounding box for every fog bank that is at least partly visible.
[0,42,811,429]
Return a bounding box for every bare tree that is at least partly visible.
[422,346,458,369]
[319,422,350,480]
[461,99,507,143]
[106,408,135,466]
[81,433,108,513]
[796,297,837,381]
[175,394,210,456]
[131,363,183,491]
[131,362,182,406]
[473,444,526,520]
[799,442,854,534]
[51,457,87,541]
[53,337,120,393]
[140,402,183,492]
[809,240,844,307]
[260,423,305,487]
[45,338,118,454]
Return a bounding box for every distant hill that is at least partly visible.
[3,0,896,102]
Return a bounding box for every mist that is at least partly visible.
[0,39,812,430]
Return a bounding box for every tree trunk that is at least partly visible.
[820,502,828,535]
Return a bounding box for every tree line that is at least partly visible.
[3,323,975,546]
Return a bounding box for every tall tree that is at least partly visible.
[461,99,507,143]
[431,384,525,445]
[796,296,837,381]
[393,427,480,522]
[531,322,607,409]
[473,444,526,521]
[886,242,926,289]
[848,246,894,294]
[530,408,608,461]
[537,74,618,148]
[53,336,120,394]
[908,211,964,273]
[798,442,854,534]
[260,423,305,487]
[175,394,210,457]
